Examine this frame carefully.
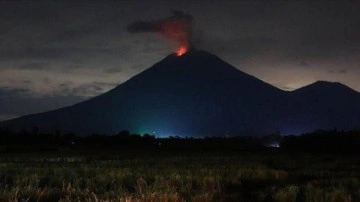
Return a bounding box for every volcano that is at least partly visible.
[1,50,360,136]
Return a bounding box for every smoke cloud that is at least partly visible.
[127,10,194,49]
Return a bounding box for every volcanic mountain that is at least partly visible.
[1,50,360,136]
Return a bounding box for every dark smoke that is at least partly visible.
[127,10,194,49]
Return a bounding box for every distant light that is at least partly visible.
[268,143,280,148]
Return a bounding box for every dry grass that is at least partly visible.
[1,151,360,201]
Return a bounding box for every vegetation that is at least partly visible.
[280,130,360,153]
[0,129,360,201]
[1,149,360,201]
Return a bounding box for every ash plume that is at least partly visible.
[127,10,194,49]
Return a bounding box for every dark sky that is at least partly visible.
[0,1,359,120]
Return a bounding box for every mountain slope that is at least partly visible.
[279,81,360,134]
[1,50,286,136]
[1,50,360,136]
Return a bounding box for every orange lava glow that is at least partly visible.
[176,46,188,56]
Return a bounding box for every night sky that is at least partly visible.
[0,1,359,121]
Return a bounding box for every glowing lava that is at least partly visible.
[176,46,188,56]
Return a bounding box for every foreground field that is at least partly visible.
[1,149,359,202]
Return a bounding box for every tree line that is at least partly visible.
[1,127,359,153]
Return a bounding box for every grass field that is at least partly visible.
[1,149,359,202]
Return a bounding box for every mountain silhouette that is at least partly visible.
[1,50,360,136]
[281,81,360,134]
